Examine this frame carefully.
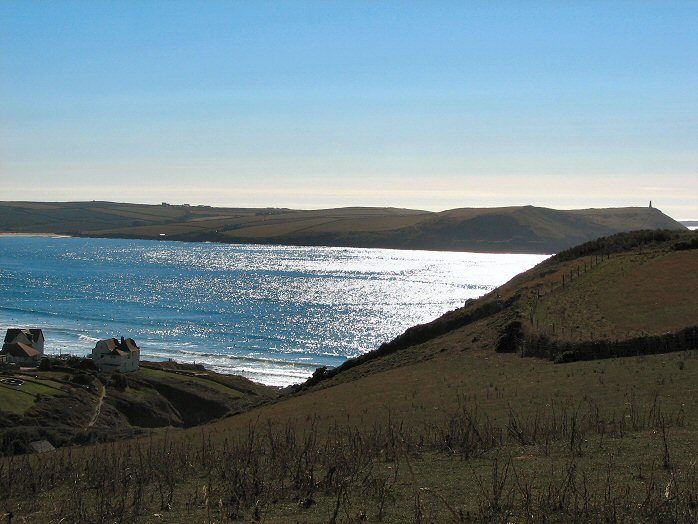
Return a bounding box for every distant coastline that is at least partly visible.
[0,201,688,255]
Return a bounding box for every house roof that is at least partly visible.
[4,328,44,345]
[0,342,40,358]
[98,337,140,356]
[122,338,139,352]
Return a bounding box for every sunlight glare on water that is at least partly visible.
[0,237,548,386]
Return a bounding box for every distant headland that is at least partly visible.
[0,201,686,254]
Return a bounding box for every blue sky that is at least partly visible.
[1,1,697,217]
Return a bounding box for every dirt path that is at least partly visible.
[87,384,106,428]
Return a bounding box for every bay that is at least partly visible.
[0,236,547,386]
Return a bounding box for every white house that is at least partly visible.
[92,336,140,373]
[1,328,44,366]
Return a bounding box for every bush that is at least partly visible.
[549,229,682,263]
[673,236,698,251]
[553,351,579,364]
[544,326,698,364]
[111,373,128,390]
[496,321,523,353]
[71,372,94,386]
[74,358,98,371]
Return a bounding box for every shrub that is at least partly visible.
[75,358,98,371]
[496,321,523,353]
[71,372,94,386]
[111,373,128,390]
[673,236,698,251]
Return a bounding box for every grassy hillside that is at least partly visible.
[1,230,697,522]
[295,230,697,392]
[0,360,278,455]
[0,200,686,253]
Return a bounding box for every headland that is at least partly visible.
[0,200,686,254]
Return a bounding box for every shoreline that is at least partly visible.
[0,232,72,238]
[2,230,551,255]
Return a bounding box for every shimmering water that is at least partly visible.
[0,237,547,386]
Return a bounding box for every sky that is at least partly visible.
[1,1,697,218]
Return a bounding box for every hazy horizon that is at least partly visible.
[2,2,696,217]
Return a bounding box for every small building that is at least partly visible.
[92,336,140,373]
[1,328,44,366]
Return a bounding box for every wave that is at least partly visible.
[0,305,62,318]
[231,367,313,379]
[0,305,127,327]
[143,351,318,386]
[144,348,326,369]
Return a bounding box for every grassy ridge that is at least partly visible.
[0,200,686,253]
[302,229,698,390]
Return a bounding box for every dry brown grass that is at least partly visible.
[531,250,698,342]
[3,348,697,522]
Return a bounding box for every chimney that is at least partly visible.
[120,336,125,346]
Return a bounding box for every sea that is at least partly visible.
[0,236,547,386]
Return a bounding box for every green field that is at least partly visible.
[0,376,66,415]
